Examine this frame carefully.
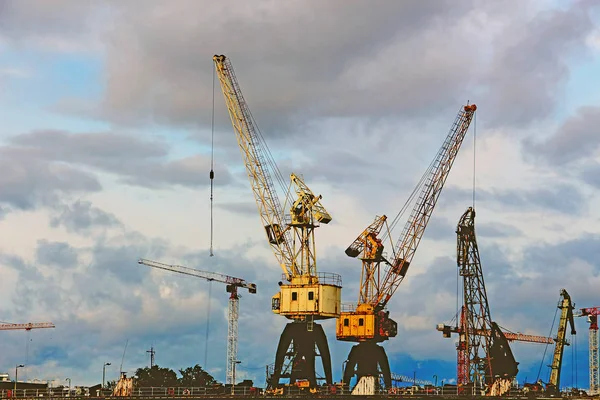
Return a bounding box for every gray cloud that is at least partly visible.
[95,0,475,132]
[444,184,585,216]
[524,106,600,165]
[0,0,111,52]
[477,222,523,238]
[36,240,79,269]
[7,130,232,189]
[482,2,597,128]
[0,146,101,210]
[50,200,122,235]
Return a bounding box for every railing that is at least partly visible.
[0,385,587,398]
[279,272,342,287]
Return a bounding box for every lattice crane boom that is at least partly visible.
[213,55,296,281]
[377,104,476,310]
[138,258,256,387]
[548,289,576,392]
[138,258,256,291]
[0,322,55,331]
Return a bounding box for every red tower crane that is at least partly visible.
[574,307,599,395]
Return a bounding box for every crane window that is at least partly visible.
[292,292,298,301]
[359,318,364,326]
[308,291,314,301]
[344,318,349,327]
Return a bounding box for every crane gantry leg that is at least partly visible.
[343,341,391,390]
[269,322,332,389]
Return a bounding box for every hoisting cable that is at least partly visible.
[204,279,213,368]
[537,306,559,382]
[472,105,477,208]
[209,65,215,257]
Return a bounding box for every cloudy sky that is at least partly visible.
[0,0,599,390]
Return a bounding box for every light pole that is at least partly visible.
[433,374,438,387]
[14,364,24,397]
[102,362,112,389]
[231,360,241,395]
[65,378,71,396]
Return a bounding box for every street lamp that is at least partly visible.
[102,362,112,389]
[65,378,71,395]
[231,360,241,395]
[433,375,438,387]
[14,364,24,397]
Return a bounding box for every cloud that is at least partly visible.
[444,184,585,216]
[0,146,101,211]
[524,106,600,165]
[0,0,111,53]
[481,2,597,128]
[50,200,122,235]
[7,130,232,189]
[35,239,79,269]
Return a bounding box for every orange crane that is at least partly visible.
[574,307,598,395]
[337,103,477,389]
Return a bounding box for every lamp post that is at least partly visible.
[231,360,241,395]
[102,362,112,389]
[14,364,24,397]
[433,375,438,387]
[65,378,71,396]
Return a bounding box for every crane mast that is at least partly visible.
[137,258,256,386]
[213,55,341,388]
[338,104,476,390]
[575,307,600,395]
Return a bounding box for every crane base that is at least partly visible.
[343,341,391,389]
[269,321,332,388]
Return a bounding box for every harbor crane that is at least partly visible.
[574,307,598,395]
[337,104,477,389]
[213,54,341,389]
[437,207,553,396]
[137,258,256,386]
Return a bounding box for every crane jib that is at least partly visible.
[375,104,476,309]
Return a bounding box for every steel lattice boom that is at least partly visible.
[0,322,55,331]
[138,258,256,386]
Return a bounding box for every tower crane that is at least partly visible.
[574,307,600,395]
[214,53,341,389]
[437,207,552,396]
[137,258,256,386]
[337,103,477,389]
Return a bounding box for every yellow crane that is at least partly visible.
[213,55,341,388]
[337,104,477,389]
[548,289,576,393]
